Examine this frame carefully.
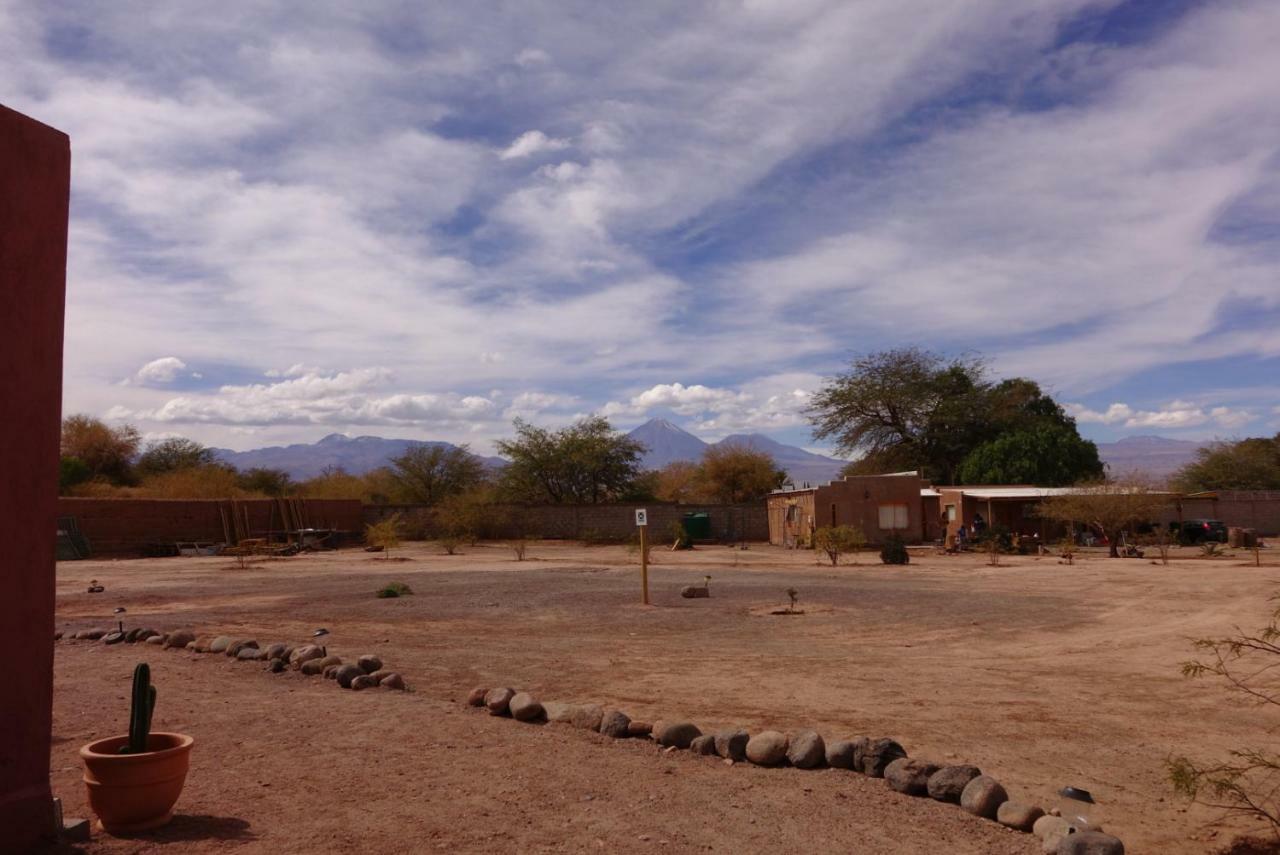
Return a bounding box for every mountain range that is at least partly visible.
[213,422,1207,485]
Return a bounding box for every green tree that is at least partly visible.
[1173,435,1280,492]
[389,443,486,505]
[136,437,217,476]
[810,348,1100,485]
[60,414,141,485]
[59,457,91,493]
[235,467,295,497]
[957,424,1103,486]
[696,444,787,504]
[496,416,645,503]
[1037,479,1170,558]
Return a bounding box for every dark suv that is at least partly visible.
[1175,519,1228,544]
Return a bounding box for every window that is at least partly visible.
[945,504,957,522]
[785,504,797,522]
[878,503,909,530]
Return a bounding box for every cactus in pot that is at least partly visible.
[119,663,157,754]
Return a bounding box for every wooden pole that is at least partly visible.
[640,524,649,605]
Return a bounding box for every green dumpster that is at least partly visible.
[681,512,711,541]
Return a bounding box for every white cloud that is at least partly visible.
[500,130,571,160]
[131,357,188,385]
[1067,400,1253,431]
[603,374,821,434]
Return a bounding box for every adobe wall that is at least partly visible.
[0,104,69,851]
[58,498,365,556]
[366,501,769,543]
[1171,494,1280,536]
[813,474,932,543]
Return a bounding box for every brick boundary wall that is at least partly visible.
[364,502,770,542]
[58,498,365,557]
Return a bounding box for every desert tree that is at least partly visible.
[696,444,787,504]
[1174,434,1280,492]
[1168,595,1280,834]
[1037,479,1171,558]
[810,349,1100,485]
[60,414,141,485]
[653,460,709,503]
[136,436,217,476]
[496,416,645,504]
[389,443,487,505]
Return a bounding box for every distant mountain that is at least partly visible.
[1095,435,1207,481]
[627,418,710,469]
[624,418,847,486]
[213,433,506,480]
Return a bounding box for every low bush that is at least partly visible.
[375,582,413,598]
[880,535,909,565]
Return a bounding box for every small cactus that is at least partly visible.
[119,663,157,754]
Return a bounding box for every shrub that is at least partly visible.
[880,535,909,565]
[439,536,462,555]
[510,538,529,561]
[365,514,402,559]
[669,521,693,550]
[1168,594,1280,832]
[813,524,866,566]
[376,582,413,598]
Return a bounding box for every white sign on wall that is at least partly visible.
[635,508,648,526]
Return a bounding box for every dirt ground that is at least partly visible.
[48,540,1280,853]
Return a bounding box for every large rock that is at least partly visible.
[1033,815,1070,841]
[237,647,266,661]
[542,701,574,722]
[467,687,490,707]
[164,629,196,649]
[600,710,631,738]
[350,674,379,691]
[746,731,788,766]
[627,721,653,738]
[192,634,217,651]
[264,642,289,661]
[960,775,1008,819]
[290,644,324,666]
[787,730,826,769]
[357,654,383,674]
[570,704,604,731]
[134,628,159,643]
[885,758,941,796]
[998,802,1045,832]
[690,735,718,755]
[858,738,907,777]
[145,634,166,645]
[379,673,406,690]
[226,639,259,657]
[485,687,516,716]
[715,729,750,762]
[300,658,327,675]
[680,586,710,599]
[826,739,857,769]
[335,664,364,688]
[268,658,287,673]
[927,765,982,802]
[210,636,234,653]
[509,692,544,722]
[1056,831,1125,855]
[654,721,701,749]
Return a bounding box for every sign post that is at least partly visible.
[635,508,649,605]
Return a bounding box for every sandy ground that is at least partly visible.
[47,540,1280,853]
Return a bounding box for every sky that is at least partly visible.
[3,0,1279,456]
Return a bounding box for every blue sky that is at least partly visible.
[3,0,1278,456]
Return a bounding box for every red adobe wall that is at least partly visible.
[814,474,931,543]
[0,104,69,851]
[59,497,367,556]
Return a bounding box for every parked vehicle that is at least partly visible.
[1173,519,1228,544]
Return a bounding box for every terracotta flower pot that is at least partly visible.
[80,732,194,834]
